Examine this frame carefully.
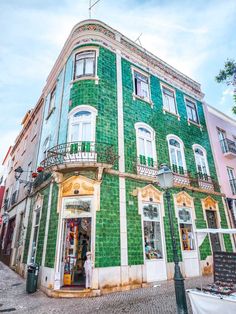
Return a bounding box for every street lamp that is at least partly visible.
[157,164,188,314]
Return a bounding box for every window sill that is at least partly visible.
[163,108,180,120]
[187,119,202,129]
[45,107,56,120]
[71,76,99,85]
[132,93,153,107]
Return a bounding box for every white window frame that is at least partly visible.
[48,86,56,115]
[72,47,99,83]
[176,206,196,252]
[217,128,227,153]
[227,167,236,195]
[192,144,210,176]
[167,134,187,173]
[184,97,199,125]
[142,202,164,260]
[43,135,51,159]
[135,122,157,167]
[161,83,179,116]
[132,67,151,103]
[67,105,98,143]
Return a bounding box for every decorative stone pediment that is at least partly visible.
[201,196,218,211]
[132,184,163,203]
[175,191,193,208]
[61,175,95,197]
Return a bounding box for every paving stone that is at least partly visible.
[0,261,212,314]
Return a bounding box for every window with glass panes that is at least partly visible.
[31,209,41,263]
[162,86,177,114]
[194,147,209,179]
[48,87,56,114]
[186,99,199,123]
[137,127,154,167]
[74,51,96,78]
[217,128,227,153]
[178,208,195,251]
[227,167,236,195]
[143,203,163,259]
[134,71,150,101]
[68,111,93,154]
[168,138,185,174]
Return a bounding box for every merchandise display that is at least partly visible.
[63,217,91,286]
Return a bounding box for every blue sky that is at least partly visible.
[0,0,236,164]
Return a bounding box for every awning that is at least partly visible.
[195,228,236,247]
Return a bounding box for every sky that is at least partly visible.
[0,0,236,165]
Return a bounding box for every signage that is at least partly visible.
[214,251,236,284]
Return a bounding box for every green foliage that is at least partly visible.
[215,59,236,112]
[215,59,236,83]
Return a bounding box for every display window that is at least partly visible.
[143,203,163,260]
[178,208,195,251]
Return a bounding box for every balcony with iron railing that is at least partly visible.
[135,156,158,177]
[171,165,190,186]
[229,178,236,195]
[40,141,119,174]
[220,138,236,158]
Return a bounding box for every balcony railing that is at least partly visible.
[135,156,158,177]
[41,141,118,170]
[220,138,236,157]
[188,172,219,192]
[229,178,236,195]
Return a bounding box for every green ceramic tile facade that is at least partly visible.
[121,57,232,262]
[45,183,59,268]
[35,187,50,265]
[125,179,145,265]
[69,46,119,170]
[95,174,120,267]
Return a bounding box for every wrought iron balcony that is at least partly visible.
[229,178,236,195]
[40,141,118,171]
[189,172,219,192]
[171,165,190,186]
[220,138,236,158]
[135,156,158,177]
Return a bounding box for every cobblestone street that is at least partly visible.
[0,262,212,313]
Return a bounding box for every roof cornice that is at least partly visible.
[44,19,203,99]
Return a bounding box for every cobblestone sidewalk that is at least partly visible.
[0,262,212,313]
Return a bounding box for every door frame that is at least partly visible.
[55,195,95,289]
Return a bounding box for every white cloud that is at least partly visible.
[0,0,236,164]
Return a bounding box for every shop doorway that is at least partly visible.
[63,217,91,287]
[206,210,221,252]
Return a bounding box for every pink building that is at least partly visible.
[204,104,236,231]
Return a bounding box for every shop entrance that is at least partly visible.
[63,217,91,287]
[206,210,221,252]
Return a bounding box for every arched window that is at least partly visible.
[167,135,186,174]
[135,123,156,167]
[193,145,209,177]
[68,106,97,143]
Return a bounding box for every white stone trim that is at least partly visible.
[166,134,187,171]
[135,122,157,163]
[116,49,128,268]
[41,183,53,267]
[192,144,210,176]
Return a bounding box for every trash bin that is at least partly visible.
[26,263,39,293]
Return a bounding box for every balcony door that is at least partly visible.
[206,210,221,252]
[67,106,97,162]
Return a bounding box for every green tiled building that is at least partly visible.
[22,20,233,293]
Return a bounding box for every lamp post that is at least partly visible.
[157,164,188,314]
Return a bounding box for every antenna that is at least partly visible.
[135,33,143,47]
[89,0,102,19]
